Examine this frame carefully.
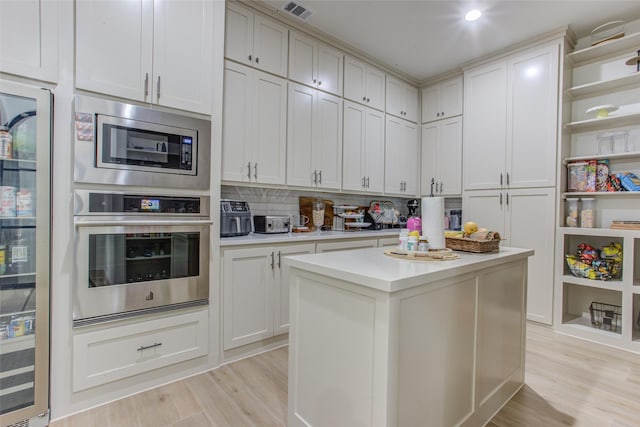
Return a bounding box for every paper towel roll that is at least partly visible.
[421,197,446,249]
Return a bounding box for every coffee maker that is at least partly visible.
[406,199,421,233]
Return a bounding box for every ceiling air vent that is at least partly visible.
[282,1,313,22]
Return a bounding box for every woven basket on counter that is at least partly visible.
[445,232,501,253]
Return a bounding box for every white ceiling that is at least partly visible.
[263,0,640,83]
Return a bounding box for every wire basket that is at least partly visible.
[589,302,622,333]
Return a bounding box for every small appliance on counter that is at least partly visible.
[254,215,290,234]
[220,199,252,237]
[406,199,421,233]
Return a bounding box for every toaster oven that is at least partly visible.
[253,215,290,234]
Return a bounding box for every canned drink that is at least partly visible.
[0,186,16,217]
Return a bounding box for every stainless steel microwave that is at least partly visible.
[73,95,211,190]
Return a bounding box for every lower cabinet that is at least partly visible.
[315,238,378,253]
[463,187,556,324]
[222,243,315,350]
[72,308,209,391]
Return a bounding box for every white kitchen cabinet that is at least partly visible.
[463,42,559,190]
[76,0,213,114]
[287,83,343,190]
[222,61,287,185]
[225,2,288,77]
[73,308,208,391]
[386,75,419,122]
[421,76,463,123]
[463,187,556,324]
[342,101,385,193]
[315,239,378,253]
[344,56,386,111]
[289,31,343,96]
[421,116,463,197]
[385,115,418,196]
[0,0,58,82]
[222,244,314,350]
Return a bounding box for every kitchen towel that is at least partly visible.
[421,197,446,249]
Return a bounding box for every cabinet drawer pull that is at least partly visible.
[270,252,275,269]
[500,172,503,186]
[499,192,503,206]
[506,172,510,186]
[318,170,322,184]
[277,251,281,268]
[137,342,162,352]
[366,176,370,188]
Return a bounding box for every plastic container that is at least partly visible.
[398,229,409,250]
[567,161,596,192]
[598,131,629,154]
[566,198,579,227]
[580,198,595,228]
[407,236,418,251]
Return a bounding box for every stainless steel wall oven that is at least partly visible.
[73,190,211,326]
[73,95,211,190]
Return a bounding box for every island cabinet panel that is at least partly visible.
[286,247,531,427]
[395,276,476,427]
[475,262,526,405]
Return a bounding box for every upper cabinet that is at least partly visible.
[342,101,385,193]
[386,75,419,122]
[463,42,559,190]
[421,76,463,123]
[225,2,288,77]
[344,56,386,111]
[222,61,287,185]
[385,116,418,196]
[421,117,463,197]
[76,0,214,114]
[0,0,58,83]
[289,31,343,96]
[287,83,343,190]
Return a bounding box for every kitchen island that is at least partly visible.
[284,246,533,427]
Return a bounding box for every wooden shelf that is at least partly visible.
[563,151,640,163]
[567,72,640,99]
[561,191,640,198]
[562,315,623,336]
[561,275,623,292]
[564,111,640,132]
[568,31,640,65]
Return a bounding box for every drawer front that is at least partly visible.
[73,309,208,391]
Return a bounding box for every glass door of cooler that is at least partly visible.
[0,80,51,426]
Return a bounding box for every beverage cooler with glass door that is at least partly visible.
[0,80,51,427]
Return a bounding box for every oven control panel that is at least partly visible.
[84,192,205,215]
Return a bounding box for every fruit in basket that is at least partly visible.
[463,221,478,235]
[445,230,463,238]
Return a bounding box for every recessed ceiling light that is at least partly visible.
[465,9,482,22]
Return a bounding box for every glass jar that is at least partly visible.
[312,199,325,231]
[565,198,579,227]
[580,198,595,228]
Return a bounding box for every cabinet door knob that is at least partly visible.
[318,81,322,86]
[441,111,444,116]
[363,96,366,101]
[248,54,252,61]
[255,57,259,64]
[313,79,317,83]
[367,98,370,102]
[436,112,440,117]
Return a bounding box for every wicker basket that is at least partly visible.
[445,236,500,253]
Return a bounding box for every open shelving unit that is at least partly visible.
[554,28,640,354]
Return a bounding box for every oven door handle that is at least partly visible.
[74,219,213,227]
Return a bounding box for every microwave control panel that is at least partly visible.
[181,136,193,170]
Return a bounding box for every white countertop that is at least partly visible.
[220,229,400,246]
[284,246,534,293]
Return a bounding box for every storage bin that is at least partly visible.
[567,161,596,192]
[597,131,629,154]
[580,198,595,228]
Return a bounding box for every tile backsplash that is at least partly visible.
[221,185,461,218]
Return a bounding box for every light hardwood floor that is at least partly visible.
[51,322,640,427]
